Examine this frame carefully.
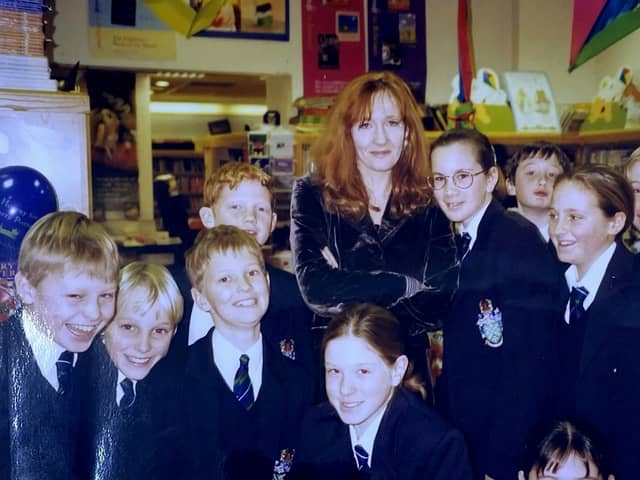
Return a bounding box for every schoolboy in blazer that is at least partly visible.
[178,225,314,479]
[76,262,184,479]
[170,162,313,372]
[0,211,119,479]
[549,165,640,480]
[430,129,561,480]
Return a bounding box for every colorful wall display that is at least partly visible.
[301,0,367,97]
[367,0,426,103]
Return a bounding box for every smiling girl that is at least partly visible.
[429,128,561,480]
[291,303,471,480]
[548,164,640,480]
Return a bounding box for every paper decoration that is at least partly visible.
[502,71,560,133]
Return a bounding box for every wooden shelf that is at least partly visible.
[295,129,640,147]
[152,149,203,158]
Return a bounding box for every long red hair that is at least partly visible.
[312,71,432,221]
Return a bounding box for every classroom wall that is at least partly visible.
[54,1,635,107]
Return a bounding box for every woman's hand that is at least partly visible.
[321,246,339,269]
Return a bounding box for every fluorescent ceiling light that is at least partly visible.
[150,102,266,116]
[154,80,170,88]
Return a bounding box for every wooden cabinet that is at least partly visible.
[0,89,91,215]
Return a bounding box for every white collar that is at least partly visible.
[212,329,263,397]
[188,303,213,345]
[348,392,392,469]
[116,370,137,406]
[21,310,76,391]
[563,242,616,323]
[457,197,492,252]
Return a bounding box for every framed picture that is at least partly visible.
[501,71,561,133]
[193,0,289,41]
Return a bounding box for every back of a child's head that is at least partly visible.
[202,162,273,208]
[118,261,183,327]
[522,419,612,479]
[505,142,571,183]
[185,224,265,291]
[18,211,119,287]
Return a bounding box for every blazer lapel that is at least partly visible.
[579,245,635,374]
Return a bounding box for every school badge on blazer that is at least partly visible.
[279,338,296,360]
[274,448,295,478]
[477,299,503,347]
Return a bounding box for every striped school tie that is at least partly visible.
[455,232,472,260]
[354,444,370,473]
[56,350,74,395]
[569,285,589,324]
[233,354,254,410]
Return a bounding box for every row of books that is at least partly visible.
[0,0,57,91]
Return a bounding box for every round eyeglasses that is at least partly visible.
[428,168,490,190]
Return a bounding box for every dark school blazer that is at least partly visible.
[74,340,175,479]
[437,199,562,480]
[556,244,640,480]
[169,263,314,372]
[291,387,473,480]
[176,327,315,480]
[0,313,87,479]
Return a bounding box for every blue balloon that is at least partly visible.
[0,166,58,279]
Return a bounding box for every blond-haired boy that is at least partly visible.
[76,261,184,478]
[1,211,119,478]
[179,225,312,478]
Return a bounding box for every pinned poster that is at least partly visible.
[301,0,366,97]
[367,0,426,103]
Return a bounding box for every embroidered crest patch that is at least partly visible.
[273,448,295,478]
[476,298,503,347]
[279,338,296,360]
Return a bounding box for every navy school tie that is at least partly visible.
[120,378,136,409]
[569,285,589,324]
[233,354,254,410]
[455,232,472,260]
[354,444,370,473]
[56,350,74,395]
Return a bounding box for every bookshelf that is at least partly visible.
[293,129,640,173]
[151,149,205,217]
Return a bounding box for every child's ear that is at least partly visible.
[270,211,278,234]
[506,178,517,196]
[14,272,35,305]
[486,166,500,193]
[391,355,408,387]
[199,206,215,229]
[607,211,626,237]
[191,288,211,313]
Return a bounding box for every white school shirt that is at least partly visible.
[188,304,213,345]
[22,311,77,391]
[563,242,616,324]
[116,370,138,406]
[348,395,391,469]
[457,197,492,253]
[212,329,263,397]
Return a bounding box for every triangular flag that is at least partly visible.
[569,0,607,68]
